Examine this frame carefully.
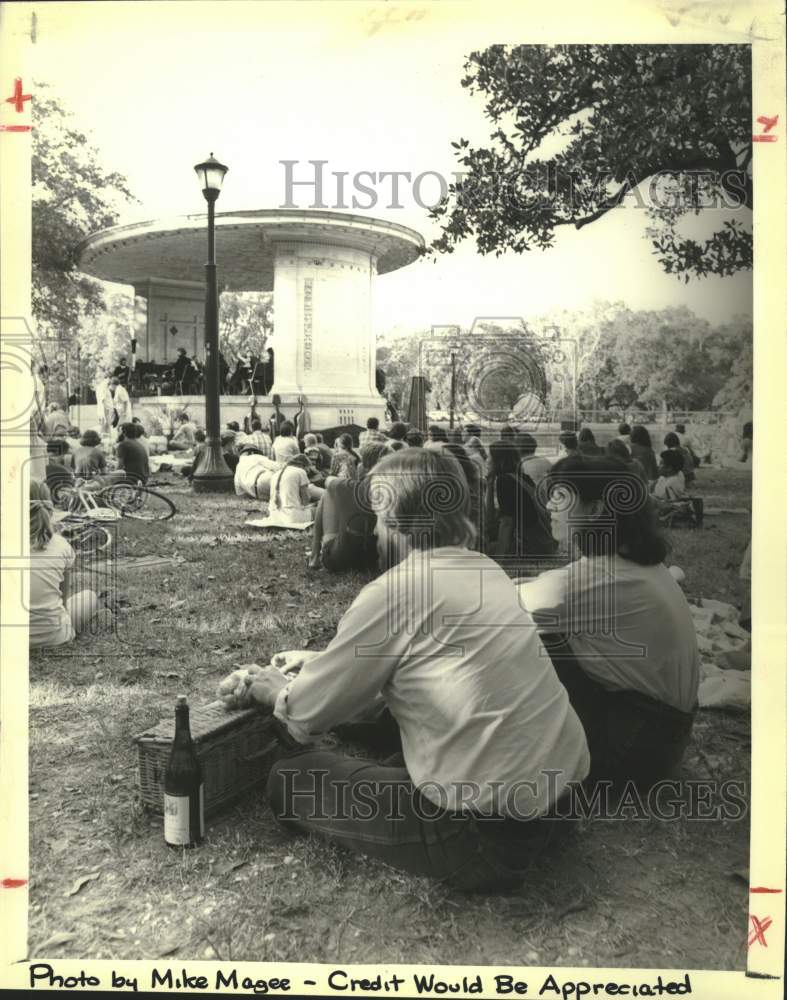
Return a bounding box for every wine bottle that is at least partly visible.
[164,695,205,848]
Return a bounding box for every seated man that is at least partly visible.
[359,416,386,448]
[168,413,198,452]
[234,444,280,499]
[518,454,700,787]
[245,448,589,891]
[307,443,386,571]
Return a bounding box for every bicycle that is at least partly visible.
[54,509,114,557]
[56,477,177,522]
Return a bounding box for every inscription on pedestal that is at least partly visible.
[303,278,313,371]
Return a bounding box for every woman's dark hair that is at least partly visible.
[578,427,596,444]
[660,450,684,475]
[489,440,519,477]
[559,431,578,451]
[443,443,478,497]
[606,439,632,463]
[663,432,680,448]
[405,430,424,447]
[546,454,668,566]
[251,418,262,431]
[428,424,448,443]
[388,421,408,441]
[518,432,538,457]
[367,417,380,430]
[279,421,295,437]
[227,421,240,432]
[195,429,207,442]
[119,422,136,439]
[675,423,686,435]
[630,424,652,449]
[80,429,101,448]
[337,432,361,464]
[618,422,631,436]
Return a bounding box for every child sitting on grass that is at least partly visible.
[28,481,112,648]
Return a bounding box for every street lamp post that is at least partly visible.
[192,153,234,493]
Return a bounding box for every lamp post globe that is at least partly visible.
[191,153,234,493]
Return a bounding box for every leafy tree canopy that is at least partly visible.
[32,85,136,339]
[429,45,752,279]
[219,291,273,360]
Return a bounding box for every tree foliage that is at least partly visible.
[32,86,137,339]
[377,302,752,417]
[430,45,752,278]
[219,291,273,360]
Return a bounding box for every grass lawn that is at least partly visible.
[27,465,752,968]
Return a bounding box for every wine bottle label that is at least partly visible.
[164,786,204,845]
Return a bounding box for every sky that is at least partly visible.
[22,0,753,335]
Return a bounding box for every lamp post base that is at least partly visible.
[191,443,235,494]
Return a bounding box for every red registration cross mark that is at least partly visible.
[748,914,773,947]
[0,77,33,133]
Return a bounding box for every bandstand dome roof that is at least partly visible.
[76,209,425,291]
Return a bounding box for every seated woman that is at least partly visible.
[577,427,603,456]
[307,443,386,571]
[652,449,687,501]
[72,429,107,479]
[329,433,360,480]
[272,421,301,464]
[28,481,109,648]
[247,448,589,890]
[517,454,700,786]
[115,422,150,484]
[607,437,648,484]
[663,431,695,487]
[267,454,323,526]
[629,424,659,481]
[487,440,556,563]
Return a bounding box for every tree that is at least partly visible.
[712,324,753,412]
[219,291,273,360]
[429,45,752,279]
[73,291,133,390]
[32,85,136,339]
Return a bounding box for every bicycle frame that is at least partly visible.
[67,481,122,522]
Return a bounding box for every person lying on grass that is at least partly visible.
[516,454,700,787]
[28,480,113,649]
[307,442,387,572]
[240,448,590,891]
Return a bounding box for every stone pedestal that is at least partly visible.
[267,239,384,426]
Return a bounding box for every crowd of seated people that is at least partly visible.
[236,442,704,890]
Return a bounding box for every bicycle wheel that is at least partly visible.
[101,484,176,521]
[61,521,112,556]
[52,482,79,512]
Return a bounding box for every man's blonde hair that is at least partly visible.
[369,448,475,552]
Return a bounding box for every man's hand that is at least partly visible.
[247,666,289,711]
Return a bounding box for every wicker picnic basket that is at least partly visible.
[133,701,280,817]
